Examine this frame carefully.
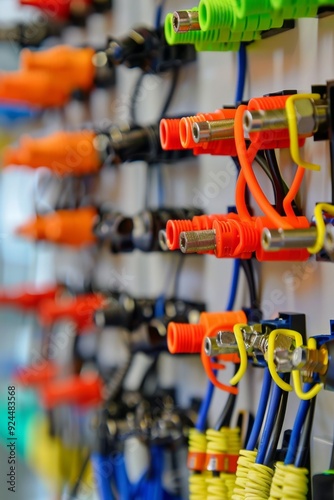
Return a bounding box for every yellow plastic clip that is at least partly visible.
[292,337,323,400]
[267,328,304,392]
[307,202,334,254]
[229,324,249,385]
[285,93,321,171]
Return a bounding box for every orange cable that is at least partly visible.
[234,105,296,229]
[282,166,305,219]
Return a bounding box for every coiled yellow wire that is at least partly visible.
[269,462,309,500]
[244,462,274,499]
[221,472,237,499]
[231,449,257,500]
[206,476,230,500]
[268,462,286,499]
[189,472,209,500]
[189,428,208,454]
[282,465,308,499]
[188,429,208,500]
[206,427,241,455]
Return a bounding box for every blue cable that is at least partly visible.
[91,453,115,500]
[284,383,313,465]
[235,43,247,104]
[157,164,165,206]
[246,368,272,451]
[196,379,216,432]
[194,248,241,431]
[255,381,283,464]
[113,453,131,500]
[155,0,166,29]
[0,102,41,125]
[225,259,241,311]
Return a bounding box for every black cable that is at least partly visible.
[214,392,238,430]
[263,375,290,467]
[214,364,239,430]
[264,149,302,216]
[295,395,316,469]
[138,354,159,393]
[130,71,146,124]
[240,259,259,309]
[159,66,180,118]
[130,66,180,125]
[69,451,91,499]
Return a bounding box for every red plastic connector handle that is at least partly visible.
[212,216,310,261]
[166,214,229,251]
[40,373,104,409]
[20,0,92,21]
[16,207,98,247]
[38,293,106,330]
[4,130,101,176]
[0,284,59,310]
[21,45,96,94]
[14,361,59,386]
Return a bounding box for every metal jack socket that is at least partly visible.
[243,98,328,135]
[179,230,216,254]
[262,225,334,253]
[172,10,200,33]
[192,119,235,144]
[262,227,318,251]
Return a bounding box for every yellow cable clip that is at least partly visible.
[292,337,323,400]
[267,328,304,392]
[285,93,321,171]
[307,202,334,254]
[229,323,249,386]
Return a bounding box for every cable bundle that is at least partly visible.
[269,462,309,500]
[231,449,257,499]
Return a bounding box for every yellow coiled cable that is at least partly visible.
[221,472,237,499]
[282,465,308,499]
[206,427,241,499]
[189,428,208,454]
[268,461,286,499]
[269,462,309,500]
[189,472,209,500]
[231,449,257,500]
[188,429,208,500]
[244,462,274,499]
[206,476,230,500]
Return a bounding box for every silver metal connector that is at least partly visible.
[158,229,169,252]
[192,119,235,144]
[243,98,328,135]
[172,10,200,33]
[262,227,318,251]
[204,337,224,356]
[179,230,216,254]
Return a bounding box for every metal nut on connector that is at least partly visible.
[293,99,317,135]
[215,331,238,353]
[292,347,308,369]
[274,348,295,372]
